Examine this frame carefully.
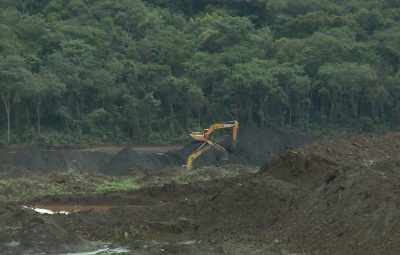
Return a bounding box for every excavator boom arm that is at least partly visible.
[185,140,229,170]
[185,143,212,171]
[204,120,239,143]
[186,120,238,170]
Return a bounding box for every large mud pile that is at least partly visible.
[32,133,400,254]
[0,206,95,254]
[0,149,113,176]
[100,126,314,175]
[256,134,400,254]
[99,146,178,175]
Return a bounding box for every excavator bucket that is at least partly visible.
[221,151,229,161]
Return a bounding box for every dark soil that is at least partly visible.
[99,126,314,175]
[0,206,95,254]
[0,149,114,177]
[0,127,313,177]
[20,133,400,254]
[99,146,179,175]
[6,130,400,254]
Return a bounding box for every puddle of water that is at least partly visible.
[178,240,197,245]
[7,241,20,247]
[22,206,70,215]
[61,247,130,255]
[22,205,115,214]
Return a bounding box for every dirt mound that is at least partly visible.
[100,127,314,175]
[0,206,94,254]
[99,146,177,175]
[236,126,314,163]
[256,133,400,254]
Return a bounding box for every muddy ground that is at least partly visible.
[3,130,400,254]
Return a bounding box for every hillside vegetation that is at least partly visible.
[0,0,399,144]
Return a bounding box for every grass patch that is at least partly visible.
[95,179,140,194]
[112,225,143,242]
[0,165,257,205]
[140,164,259,187]
[0,172,140,205]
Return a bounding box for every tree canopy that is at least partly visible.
[0,0,399,144]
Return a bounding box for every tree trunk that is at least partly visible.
[247,108,254,127]
[26,107,30,129]
[352,96,358,118]
[306,89,314,131]
[134,115,141,140]
[289,96,292,126]
[37,102,41,136]
[259,96,268,128]
[380,104,385,121]
[76,102,81,118]
[157,122,162,143]
[1,92,11,143]
[186,104,190,131]
[329,94,337,125]
[197,102,201,127]
[370,101,376,121]
[15,103,19,132]
[320,95,325,120]
[259,109,265,128]
[306,98,311,130]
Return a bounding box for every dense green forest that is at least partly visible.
[0,0,399,144]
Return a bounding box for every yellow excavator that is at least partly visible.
[184,120,239,170]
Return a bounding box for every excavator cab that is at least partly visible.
[189,128,210,141]
[189,130,205,141]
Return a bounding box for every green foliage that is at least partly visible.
[0,0,399,144]
[223,59,281,126]
[113,226,143,242]
[95,179,140,194]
